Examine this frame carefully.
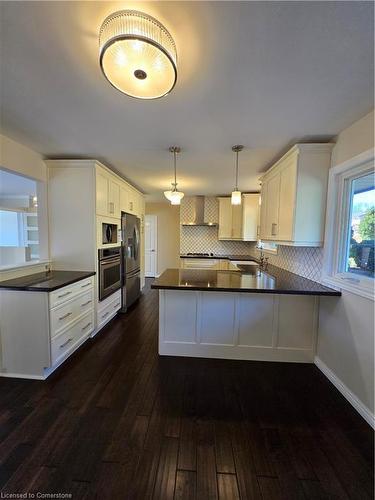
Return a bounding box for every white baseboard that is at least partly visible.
[314,356,374,428]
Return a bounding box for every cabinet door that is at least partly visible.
[242,194,259,241]
[218,198,232,240]
[259,181,268,240]
[265,172,280,239]
[108,179,120,218]
[231,204,243,239]
[120,186,129,214]
[277,159,297,241]
[96,171,109,216]
[128,190,137,214]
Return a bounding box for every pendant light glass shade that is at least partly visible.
[163,190,173,201]
[231,190,242,205]
[164,146,184,205]
[170,191,184,205]
[99,10,177,99]
[231,145,243,205]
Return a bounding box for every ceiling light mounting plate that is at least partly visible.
[232,145,244,153]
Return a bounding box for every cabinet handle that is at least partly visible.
[113,302,120,309]
[271,223,277,236]
[81,322,92,331]
[81,282,91,288]
[81,300,92,307]
[129,201,133,211]
[59,338,73,349]
[58,312,72,321]
[102,311,110,319]
[109,202,114,214]
[57,291,72,299]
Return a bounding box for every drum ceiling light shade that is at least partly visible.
[99,10,177,99]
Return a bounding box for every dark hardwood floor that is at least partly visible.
[0,280,373,499]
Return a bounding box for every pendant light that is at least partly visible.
[99,10,177,99]
[231,145,243,205]
[164,146,184,205]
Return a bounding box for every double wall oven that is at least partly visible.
[98,246,122,301]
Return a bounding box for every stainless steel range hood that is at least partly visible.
[181,196,218,226]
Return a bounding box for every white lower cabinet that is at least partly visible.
[159,290,319,363]
[180,258,221,270]
[96,289,121,331]
[0,276,95,379]
[50,288,94,336]
[51,310,94,365]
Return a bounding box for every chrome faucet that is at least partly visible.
[258,247,269,269]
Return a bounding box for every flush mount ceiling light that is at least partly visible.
[231,145,244,205]
[99,10,177,99]
[164,146,184,205]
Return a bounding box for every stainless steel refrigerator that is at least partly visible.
[120,212,141,312]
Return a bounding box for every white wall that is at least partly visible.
[0,133,49,277]
[317,109,374,424]
[0,134,46,181]
[146,202,180,275]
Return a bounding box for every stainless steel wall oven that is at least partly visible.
[98,247,122,301]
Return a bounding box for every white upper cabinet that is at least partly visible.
[96,168,120,219]
[218,194,259,241]
[108,179,120,218]
[218,197,234,239]
[259,144,333,247]
[120,186,141,216]
[96,170,109,217]
[96,165,143,219]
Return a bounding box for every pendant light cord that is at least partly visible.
[235,150,239,190]
[174,149,177,189]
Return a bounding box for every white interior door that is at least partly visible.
[145,214,157,277]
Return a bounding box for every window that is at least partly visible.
[0,169,40,267]
[257,240,278,254]
[344,173,374,278]
[323,151,374,300]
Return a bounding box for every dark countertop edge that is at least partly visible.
[150,283,341,296]
[180,255,258,261]
[0,271,96,292]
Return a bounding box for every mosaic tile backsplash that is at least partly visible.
[254,246,324,282]
[180,197,324,283]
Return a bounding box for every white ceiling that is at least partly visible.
[0,1,373,200]
[0,169,37,196]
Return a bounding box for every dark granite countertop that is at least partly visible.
[180,254,258,261]
[0,270,96,292]
[151,265,341,296]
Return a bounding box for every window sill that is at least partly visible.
[322,275,374,301]
[0,260,50,273]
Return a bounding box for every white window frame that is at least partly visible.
[322,148,374,300]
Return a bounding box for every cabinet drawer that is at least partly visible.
[51,311,94,365]
[49,277,94,308]
[97,289,121,312]
[50,289,94,337]
[182,259,220,269]
[97,294,121,328]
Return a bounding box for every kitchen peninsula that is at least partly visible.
[152,264,340,363]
